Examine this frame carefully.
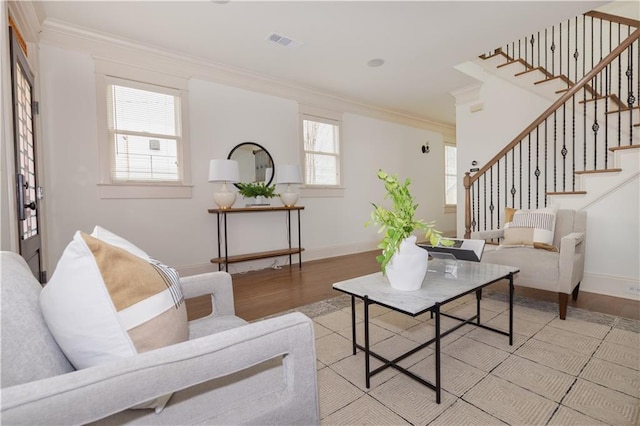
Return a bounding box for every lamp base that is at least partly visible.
[280,192,299,207]
[214,190,237,209]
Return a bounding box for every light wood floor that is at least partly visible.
[186,250,639,322]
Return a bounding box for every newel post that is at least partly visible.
[463,172,471,239]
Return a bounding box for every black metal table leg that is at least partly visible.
[351,296,357,355]
[364,295,370,389]
[476,289,482,324]
[509,273,514,346]
[435,303,441,404]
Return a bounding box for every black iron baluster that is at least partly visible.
[483,174,487,231]
[559,22,563,80]
[544,28,548,78]
[528,134,531,209]
[627,41,635,146]
[489,167,494,230]
[511,149,516,206]
[544,118,548,206]
[554,110,558,192]
[519,142,523,208]
[497,159,501,228]
[471,183,476,232]
[537,31,541,70]
[535,127,540,208]
[618,27,622,147]
[551,26,556,76]
[525,35,528,68]
[605,64,610,168]
[572,92,576,190]
[583,85,588,170]
[562,103,567,191]
[593,75,599,170]
[530,34,535,68]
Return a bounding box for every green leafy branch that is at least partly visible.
[366,170,452,274]
[236,182,278,198]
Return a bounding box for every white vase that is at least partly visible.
[385,235,429,291]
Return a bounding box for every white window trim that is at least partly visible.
[444,140,457,213]
[95,59,192,199]
[298,104,344,198]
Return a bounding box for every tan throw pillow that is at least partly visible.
[40,230,188,413]
[501,207,558,251]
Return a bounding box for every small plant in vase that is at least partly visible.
[366,170,452,290]
[236,182,278,206]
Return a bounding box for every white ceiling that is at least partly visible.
[39,1,610,126]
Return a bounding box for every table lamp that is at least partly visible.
[276,164,302,207]
[208,159,239,209]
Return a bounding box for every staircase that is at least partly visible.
[463,11,640,238]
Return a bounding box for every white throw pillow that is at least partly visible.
[40,229,188,413]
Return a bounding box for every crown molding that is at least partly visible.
[7,0,45,44]
[39,18,455,136]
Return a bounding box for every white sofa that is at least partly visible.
[1,251,320,425]
[472,209,587,319]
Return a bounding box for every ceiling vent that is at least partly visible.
[266,33,303,49]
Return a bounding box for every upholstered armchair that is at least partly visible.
[1,251,319,425]
[471,209,587,320]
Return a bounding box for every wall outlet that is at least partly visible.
[625,285,640,295]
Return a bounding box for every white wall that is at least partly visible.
[454,69,640,300]
[38,44,455,275]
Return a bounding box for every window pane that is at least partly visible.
[445,145,457,174]
[305,153,337,185]
[303,119,338,153]
[113,133,178,181]
[445,175,457,205]
[110,85,177,136]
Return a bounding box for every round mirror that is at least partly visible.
[227,142,274,187]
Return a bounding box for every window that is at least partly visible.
[300,107,342,187]
[107,79,181,182]
[95,59,191,199]
[444,144,457,207]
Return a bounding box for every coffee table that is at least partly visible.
[332,258,519,403]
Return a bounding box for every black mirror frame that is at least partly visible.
[227,142,275,188]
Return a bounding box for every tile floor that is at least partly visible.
[288,290,640,425]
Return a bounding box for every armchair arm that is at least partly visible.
[1,312,319,426]
[180,271,235,316]
[471,229,505,240]
[558,232,586,294]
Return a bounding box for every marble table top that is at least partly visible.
[333,258,519,315]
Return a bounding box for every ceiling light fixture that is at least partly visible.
[266,33,303,49]
[367,58,385,67]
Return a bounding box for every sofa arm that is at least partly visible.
[180,271,235,316]
[558,232,586,294]
[471,229,505,240]
[1,312,319,426]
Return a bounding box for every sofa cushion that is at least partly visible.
[502,207,558,251]
[40,230,188,363]
[1,252,75,388]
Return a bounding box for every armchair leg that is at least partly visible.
[558,293,569,320]
[572,283,581,301]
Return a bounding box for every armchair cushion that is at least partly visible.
[502,207,558,251]
[40,231,188,370]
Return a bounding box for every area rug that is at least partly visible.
[273,290,640,425]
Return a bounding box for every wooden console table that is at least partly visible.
[208,206,304,272]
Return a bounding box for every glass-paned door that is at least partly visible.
[10,27,43,282]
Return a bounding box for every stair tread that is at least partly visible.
[497,58,528,69]
[609,145,640,152]
[546,191,588,195]
[574,168,623,175]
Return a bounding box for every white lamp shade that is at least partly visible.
[208,159,239,183]
[276,164,302,184]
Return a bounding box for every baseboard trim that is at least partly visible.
[581,271,640,301]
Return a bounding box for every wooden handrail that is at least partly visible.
[467,27,640,187]
[585,10,640,28]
